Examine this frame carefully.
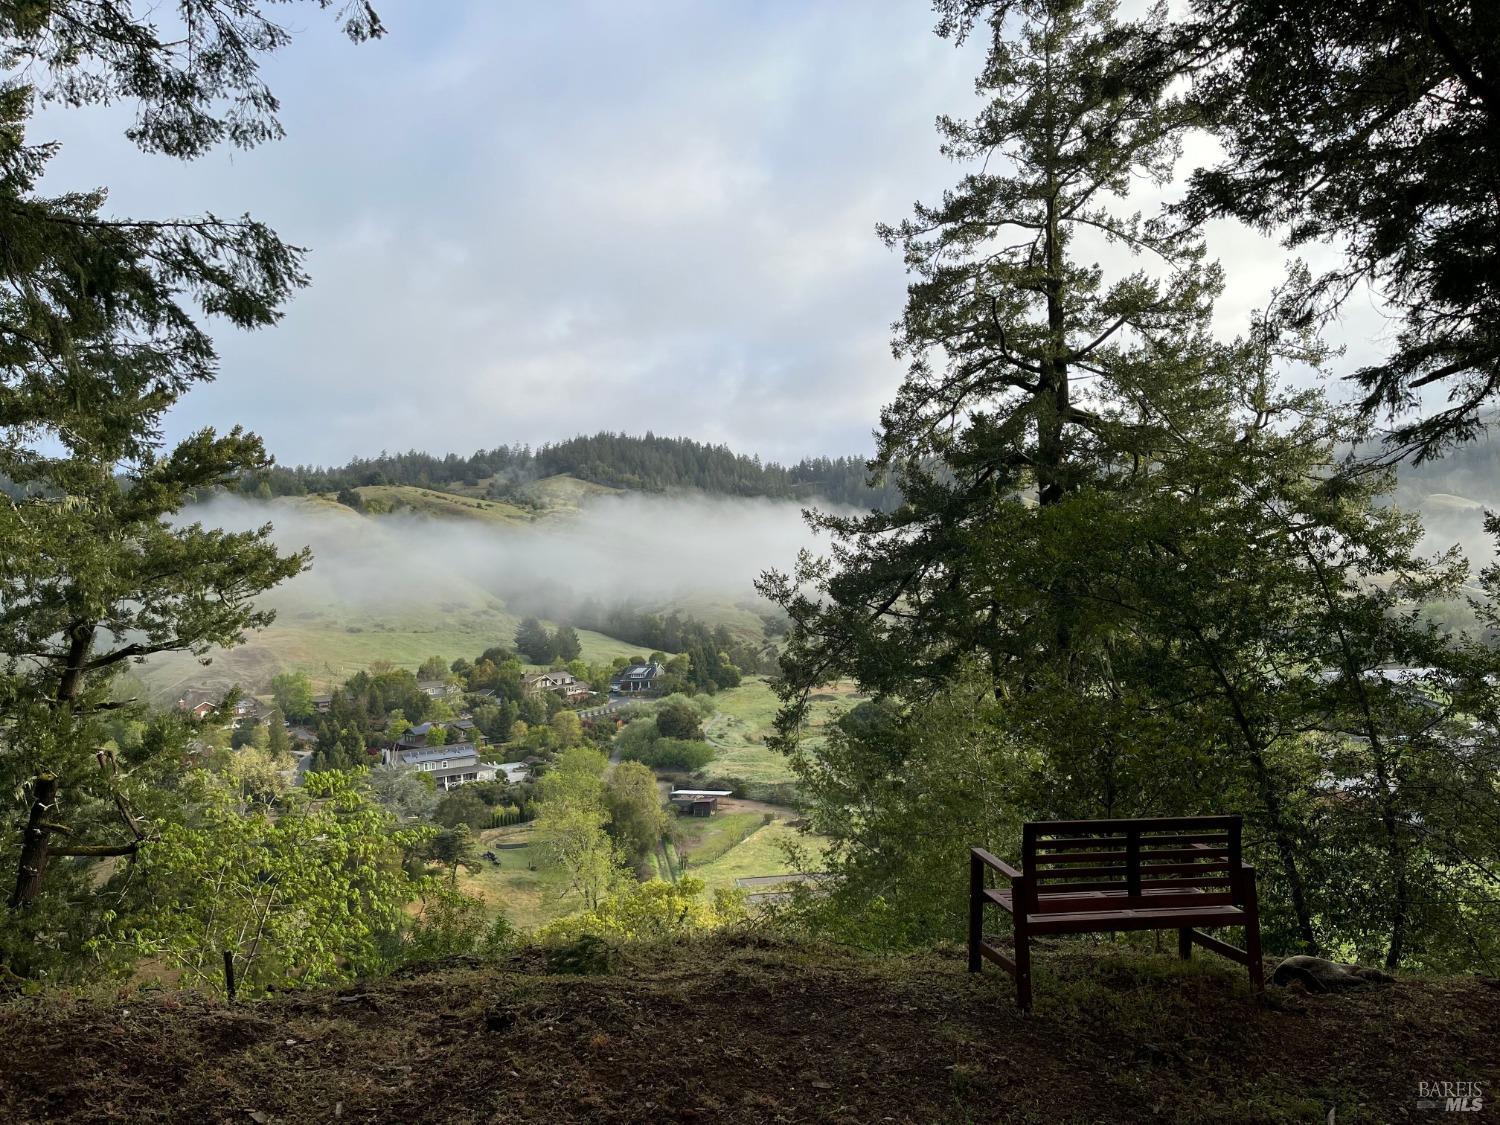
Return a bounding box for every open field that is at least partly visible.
[6,933,1495,1123]
[671,811,768,870]
[690,820,828,892]
[349,485,532,524]
[702,676,867,785]
[455,823,581,932]
[138,607,647,698]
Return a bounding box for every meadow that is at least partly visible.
[701,675,867,784]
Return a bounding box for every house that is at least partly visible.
[522,670,592,702]
[311,694,334,715]
[390,743,497,791]
[176,689,220,719]
[610,662,664,695]
[669,789,732,817]
[417,679,458,699]
[230,697,272,723]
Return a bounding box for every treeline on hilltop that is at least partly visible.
[230,431,904,511]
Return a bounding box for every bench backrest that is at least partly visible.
[1020,815,1243,912]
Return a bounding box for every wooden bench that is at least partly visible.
[968,815,1263,1010]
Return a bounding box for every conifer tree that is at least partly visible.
[0,2,381,962]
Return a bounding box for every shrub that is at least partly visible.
[623,737,714,771]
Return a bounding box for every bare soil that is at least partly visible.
[0,934,1494,1123]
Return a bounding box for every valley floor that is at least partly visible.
[1,934,1495,1123]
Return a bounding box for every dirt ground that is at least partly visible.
[0,934,1495,1123]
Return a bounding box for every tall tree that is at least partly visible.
[553,625,583,662]
[1174,0,1499,457]
[271,671,316,721]
[605,761,667,871]
[763,0,1500,968]
[514,617,555,664]
[765,0,1219,719]
[0,2,381,953]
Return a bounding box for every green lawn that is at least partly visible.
[672,811,768,868]
[455,823,582,932]
[140,600,657,698]
[690,820,829,892]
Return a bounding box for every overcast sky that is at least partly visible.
[37,0,1393,468]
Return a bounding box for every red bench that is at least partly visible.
[969,815,1263,1010]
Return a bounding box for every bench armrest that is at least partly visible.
[972,847,1023,881]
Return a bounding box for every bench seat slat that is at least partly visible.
[1032,877,1232,894]
[1028,904,1246,935]
[991,887,1237,912]
[1034,836,1127,851]
[1033,850,1127,865]
[1134,861,1231,876]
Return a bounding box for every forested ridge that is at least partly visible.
[232,431,904,510]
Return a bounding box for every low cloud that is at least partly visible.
[182,491,833,622]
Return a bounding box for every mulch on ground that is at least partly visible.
[0,933,1494,1123]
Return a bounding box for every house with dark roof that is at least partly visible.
[390,742,497,791]
[610,662,664,695]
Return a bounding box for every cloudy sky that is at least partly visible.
[38,0,1391,468]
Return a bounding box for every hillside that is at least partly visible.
[240,433,902,512]
[2,935,1494,1123]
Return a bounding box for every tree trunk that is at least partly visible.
[1245,747,1318,953]
[9,775,59,910]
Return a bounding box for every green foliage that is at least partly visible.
[271,671,316,721]
[621,734,715,772]
[417,655,449,682]
[1175,0,1499,456]
[655,699,703,741]
[536,877,746,945]
[433,787,488,830]
[364,765,440,822]
[531,747,622,909]
[761,0,1500,971]
[514,617,555,663]
[114,770,432,995]
[553,625,582,662]
[604,761,667,867]
[401,886,499,962]
[427,825,483,885]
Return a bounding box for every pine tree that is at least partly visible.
[0,2,378,949]
[514,617,555,664]
[553,626,583,662]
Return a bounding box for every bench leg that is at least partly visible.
[1178,927,1192,961]
[1245,914,1264,993]
[968,854,983,974]
[1015,919,1032,1012]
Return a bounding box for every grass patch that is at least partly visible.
[352,485,532,525]
[690,821,829,892]
[702,676,868,786]
[672,811,767,869]
[453,823,580,932]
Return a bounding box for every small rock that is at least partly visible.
[1270,955,1395,993]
